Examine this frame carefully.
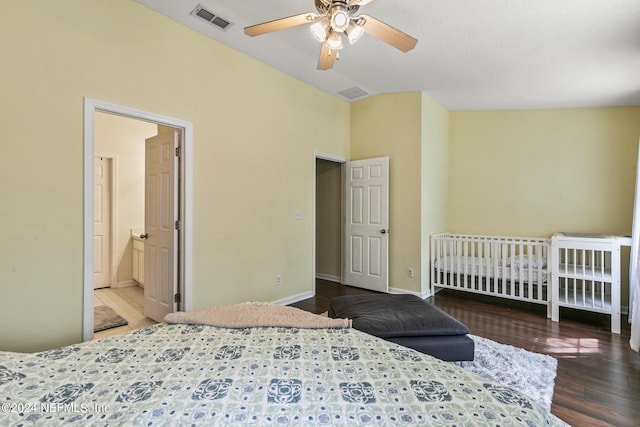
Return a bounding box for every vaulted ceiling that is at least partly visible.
[135,0,640,111]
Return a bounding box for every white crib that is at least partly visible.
[551,233,626,334]
[431,233,552,316]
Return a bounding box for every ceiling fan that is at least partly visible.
[244,0,418,70]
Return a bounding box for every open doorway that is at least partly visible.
[314,154,345,290]
[92,113,157,338]
[314,154,390,294]
[83,98,193,342]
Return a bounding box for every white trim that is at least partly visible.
[315,273,341,283]
[109,280,138,289]
[314,151,347,163]
[312,151,347,295]
[389,287,431,299]
[271,291,315,306]
[83,97,194,342]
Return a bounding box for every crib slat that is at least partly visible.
[458,239,464,288]
[456,237,461,287]
[521,242,528,299]
[503,243,508,295]
[493,242,500,295]
[536,245,542,299]
[600,250,604,279]
[470,240,476,291]
[461,238,468,289]
[446,239,453,287]
[481,241,487,293]
[435,236,442,287]
[487,241,493,293]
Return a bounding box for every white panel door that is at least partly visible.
[344,157,389,292]
[93,157,111,289]
[144,131,178,322]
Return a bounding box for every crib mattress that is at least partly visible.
[434,256,548,284]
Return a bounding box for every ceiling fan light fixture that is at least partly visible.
[330,10,350,32]
[327,30,343,50]
[244,0,418,71]
[345,21,364,44]
[310,19,330,42]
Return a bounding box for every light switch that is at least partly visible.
[295,210,303,220]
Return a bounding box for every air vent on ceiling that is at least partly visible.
[191,5,232,31]
[338,87,369,100]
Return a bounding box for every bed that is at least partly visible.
[431,233,552,315]
[0,304,566,426]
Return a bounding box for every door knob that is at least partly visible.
[380,229,389,234]
[139,234,148,239]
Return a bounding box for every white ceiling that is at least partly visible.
[135,0,640,111]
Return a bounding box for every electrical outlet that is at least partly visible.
[276,274,281,286]
[407,268,414,278]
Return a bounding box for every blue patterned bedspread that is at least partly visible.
[0,323,568,426]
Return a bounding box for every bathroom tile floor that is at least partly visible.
[93,285,156,340]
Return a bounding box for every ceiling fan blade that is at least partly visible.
[317,39,336,70]
[244,13,321,37]
[358,14,417,52]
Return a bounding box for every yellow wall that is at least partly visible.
[0,0,349,352]
[3,1,639,353]
[351,93,424,293]
[450,107,640,307]
[420,94,450,294]
[94,112,157,285]
[350,92,450,296]
[449,108,640,237]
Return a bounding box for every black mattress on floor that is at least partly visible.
[328,293,474,361]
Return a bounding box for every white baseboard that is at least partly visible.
[271,286,433,307]
[110,280,137,289]
[315,273,341,283]
[271,291,314,306]
[389,287,431,299]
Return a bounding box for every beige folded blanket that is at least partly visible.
[164,303,351,329]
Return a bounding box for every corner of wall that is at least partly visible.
[420,92,450,297]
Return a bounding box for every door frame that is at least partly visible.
[83,97,193,341]
[313,152,346,293]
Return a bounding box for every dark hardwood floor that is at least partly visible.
[291,279,640,427]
